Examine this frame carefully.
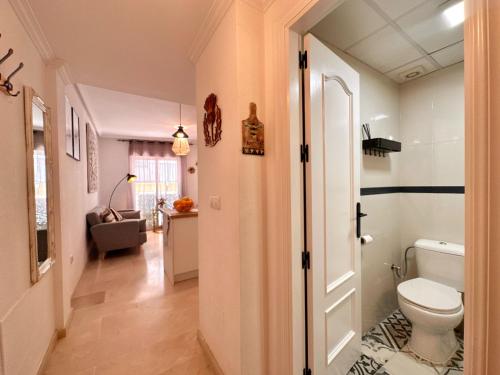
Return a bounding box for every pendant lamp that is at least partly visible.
[172,103,190,156]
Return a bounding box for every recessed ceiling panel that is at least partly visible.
[346,25,422,73]
[385,58,438,83]
[431,41,464,66]
[371,0,428,19]
[311,0,386,50]
[396,1,464,54]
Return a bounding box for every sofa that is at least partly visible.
[86,207,147,259]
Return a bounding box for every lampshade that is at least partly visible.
[172,137,190,156]
[172,125,189,139]
[171,103,190,156]
[126,173,137,183]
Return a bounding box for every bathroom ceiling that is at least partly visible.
[311,0,464,83]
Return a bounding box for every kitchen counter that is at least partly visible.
[159,208,198,284]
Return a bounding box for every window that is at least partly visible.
[33,149,47,230]
[132,157,181,228]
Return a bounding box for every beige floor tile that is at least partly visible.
[44,232,209,375]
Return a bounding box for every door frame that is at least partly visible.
[264,0,494,373]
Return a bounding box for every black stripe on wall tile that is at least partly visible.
[360,187,400,195]
[360,186,465,196]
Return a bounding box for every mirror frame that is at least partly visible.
[24,86,55,283]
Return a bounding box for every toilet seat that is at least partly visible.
[398,278,462,314]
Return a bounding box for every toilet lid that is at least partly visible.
[398,278,462,313]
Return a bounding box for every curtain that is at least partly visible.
[128,141,183,229]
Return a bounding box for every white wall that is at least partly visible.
[196,4,241,374]
[56,82,99,324]
[97,138,130,209]
[0,2,56,373]
[196,2,265,374]
[185,144,198,204]
[399,63,465,248]
[0,1,98,373]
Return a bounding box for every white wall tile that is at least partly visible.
[399,81,434,145]
[399,193,434,249]
[431,63,464,143]
[432,140,464,186]
[361,194,401,332]
[399,143,433,186]
[431,194,465,244]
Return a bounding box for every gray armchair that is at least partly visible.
[86,207,147,259]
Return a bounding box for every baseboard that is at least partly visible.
[174,270,198,283]
[57,307,74,339]
[197,330,224,375]
[36,330,57,375]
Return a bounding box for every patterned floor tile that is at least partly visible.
[348,310,463,375]
[347,354,383,375]
[379,310,412,350]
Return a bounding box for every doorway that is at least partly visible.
[292,1,465,374]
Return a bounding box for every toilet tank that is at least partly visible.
[414,239,465,292]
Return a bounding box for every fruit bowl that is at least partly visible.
[173,197,194,213]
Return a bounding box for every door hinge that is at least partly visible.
[303,367,312,375]
[300,144,309,163]
[302,250,310,269]
[299,50,308,69]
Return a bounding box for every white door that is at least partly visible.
[304,33,361,375]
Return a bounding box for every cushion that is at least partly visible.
[101,208,116,223]
[110,208,123,221]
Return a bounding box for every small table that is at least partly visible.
[152,208,162,232]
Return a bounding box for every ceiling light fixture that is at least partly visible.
[443,1,464,28]
[172,103,190,156]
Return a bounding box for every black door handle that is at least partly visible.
[356,202,367,239]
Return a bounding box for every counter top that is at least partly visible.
[159,207,198,219]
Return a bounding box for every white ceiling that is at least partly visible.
[311,0,464,83]
[28,0,216,105]
[24,0,217,139]
[78,85,197,140]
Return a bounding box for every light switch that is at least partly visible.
[210,195,221,210]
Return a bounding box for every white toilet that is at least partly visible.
[397,239,464,364]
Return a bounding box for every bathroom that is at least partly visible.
[302,0,465,374]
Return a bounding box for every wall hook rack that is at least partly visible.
[0,48,13,65]
[0,33,24,97]
[0,62,24,97]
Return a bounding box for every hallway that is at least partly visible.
[43,232,213,375]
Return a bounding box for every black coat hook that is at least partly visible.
[1,62,24,97]
[0,33,24,97]
[0,48,13,65]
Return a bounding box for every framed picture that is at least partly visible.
[86,123,98,193]
[72,108,80,161]
[65,97,73,157]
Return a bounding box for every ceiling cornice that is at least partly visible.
[8,0,55,61]
[241,0,276,12]
[188,0,233,64]
[188,0,275,64]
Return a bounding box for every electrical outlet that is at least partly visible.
[209,195,221,210]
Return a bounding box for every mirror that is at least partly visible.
[24,87,54,283]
